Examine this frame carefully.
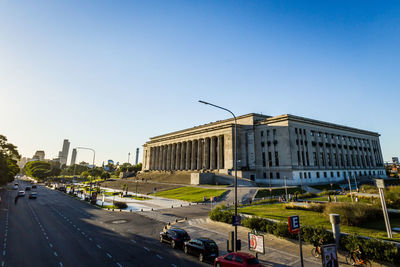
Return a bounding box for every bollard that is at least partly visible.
[130,209,132,212]
[181,204,182,207]
[151,208,153,211]
[171,205,173,208]
[175,219,178,223]
[330,214,341,248]
[141,208,143,211]
[120,209,121,212]
[184,217,187,220]
[189,203,191,206]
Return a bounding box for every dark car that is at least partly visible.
[184,238,219,262]
[32,184,37,189]
[214,252,262,267]
[160,228,190,249]
[25,186,31,191]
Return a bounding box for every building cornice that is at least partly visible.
[258,114,380,137]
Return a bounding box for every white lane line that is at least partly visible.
[171,264,177,267]
[59,262,63,267]
[116,263,123,267]
[54,252,58,257]
[143,247,150,252]
[1,260,4,267]
[2,250,5,256]
[106,253,112,258]
[88,237,92,241]
[130,239,136,243]
[156,254,163,259]
[49,243,53,248]
[96,244,102,249]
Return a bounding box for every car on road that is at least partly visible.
[214,252,262,267]
[25,186,31,191]
[184,238,219,262]
[29,192,37,199]
[17,191,25,197]
[160,228,190,249]
[32,184,37,189]
[13,183,18,190]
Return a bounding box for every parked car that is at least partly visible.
[29,192,37,199]
[184,238,219,262]
[25,186,31,191]
[17,191,25,197]
[32,184,37,189]
[214,252,262,267]
[160,228,190,249]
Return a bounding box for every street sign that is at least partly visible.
[213,196,217,202]
[232,215,241,226]
[248,233,265,254]
[376,179,385,189]
[288,215,300,234]
[321,244,338,267]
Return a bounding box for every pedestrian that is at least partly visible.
[334,195,338,202]
[371,196,375,204]
[355,196,359,203]
[328,195,331,202]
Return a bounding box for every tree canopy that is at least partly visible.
[0,134,20,185]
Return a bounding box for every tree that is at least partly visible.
[100,171,110,180]
[0,134,20,185]
[24,161,52,180]
[81,171,90,179]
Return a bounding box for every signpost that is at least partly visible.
[376,179,393,238]
[248,232,265,255]
[232,215,241,226]
[288,215,303,267]
[321,244,338,267]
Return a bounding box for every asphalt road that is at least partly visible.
[0,179,210,267]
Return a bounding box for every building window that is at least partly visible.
[331,172,334,178]
[262,152,266,167]
[295,128,298,134]
[318,132,321,137]
[320,152,325,166]
[324,172,327,178]
[273,129,276,137]
[268,152,272,167]
[297,151,301,166]
[270,172,273,179]
[311,131,314,136]
[261,141,265,147]
[308,172,311,178]
[327,154,332,166]
[303,129,306,135]
[275,152,279,166]
[306,152,310,166]
[263,172,266,179]
[317,172,320,178]
[300,172,303,179]
[267,130,270,137]
[261,131,264,137]
[276,172,280,179]
[337,171,340,177]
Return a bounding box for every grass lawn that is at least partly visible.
[238,203,400,241]
[256,187,305,198]
[308,195,375,204]
[154,187,228,202]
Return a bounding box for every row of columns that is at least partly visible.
[149,136,225,171]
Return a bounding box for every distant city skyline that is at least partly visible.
[2,1,400,165]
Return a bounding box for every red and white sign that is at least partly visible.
[288,215,300,234]
[248,233,265,254]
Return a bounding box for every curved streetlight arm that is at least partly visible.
[75,147,96,194]
[199,100,238,252]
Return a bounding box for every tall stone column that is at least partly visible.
[204,138,210,169]
[197,139,202,170]
[155,146,159,170]
[158,146,163,170]
[168,144,173,170]
[176,143,181,170]
[191,140,197,170]
[210,137,216,170]
[186,141,191,170]
[218,135,224,169]
[149,147,154,170]
[171,144,176,170]
[180,142,186,170]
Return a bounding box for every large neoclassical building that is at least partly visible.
[142,113,386,185]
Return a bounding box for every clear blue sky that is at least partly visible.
[1,0,399,165]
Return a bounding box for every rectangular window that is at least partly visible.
[317,172,320,178]
[306,152,310,166]
[337,171,340,177]
[268,152,272,167]
[308,172,311,178]
[327,153,332,166]
[311,131,314,136]
[263,172,266,179]
[275,152,279,166]
[320,152,325,166]
[297,151,301,166]
[300,172,303,179]
[324,172,327,178]
[262,152,266,167]
[261,131,264,137]
[331,172,334,178]
[295,128,298,134]
[273,129,276,136]
[334,153,338,166]
[267,130,270,137]
[270,172,273,179]
[276,172,280,179]
[313,152,318,166]
[261,141,265,147]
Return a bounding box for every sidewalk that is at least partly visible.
[175,218,388,267]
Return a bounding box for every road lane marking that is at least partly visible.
[116,263,123,267]
[156,254,163,259]
[49,243,53,248]
[106,253,112,258]
[130,239,136,243]
[97,244,102,249]
[143,247,150,252]
[171,264,177,267]
[59,262,63,267]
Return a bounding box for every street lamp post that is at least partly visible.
[76,147,96,197]
[199,100,238,252]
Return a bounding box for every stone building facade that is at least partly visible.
[142,113,386,185]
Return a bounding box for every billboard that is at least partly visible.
[392,157,399,164]
[248,233,265,254]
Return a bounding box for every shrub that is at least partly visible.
[284,203,324,213]
[318,190,337,196]
[340,234,400,265]
[297,192,317,199]
[302,225,334,244]
[209,205,234,224]
[242,217,272,231]
[385,186,400,209]
[324,203,381,226]
[361,184,378,194]
[113,201,127,209]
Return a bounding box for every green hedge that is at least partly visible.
[211,209,400,265]
[324,203,381,226]
[113,201,127,209]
